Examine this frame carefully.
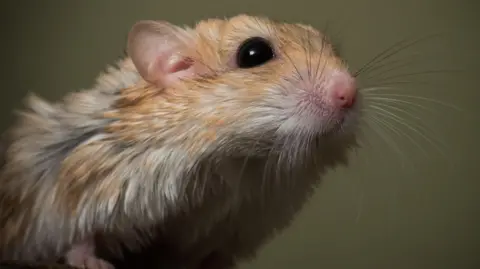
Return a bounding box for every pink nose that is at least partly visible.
[329,71,357,109]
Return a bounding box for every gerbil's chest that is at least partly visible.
[157,159,321,261]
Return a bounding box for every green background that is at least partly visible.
[3,0,479,268]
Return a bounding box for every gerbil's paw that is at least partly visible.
[65,244,115,269]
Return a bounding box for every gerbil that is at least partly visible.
[0,14,360,269]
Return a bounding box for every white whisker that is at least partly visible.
[366,93,462,111]
[361,113,408,167]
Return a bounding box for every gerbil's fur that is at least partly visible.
[0,15,360,268]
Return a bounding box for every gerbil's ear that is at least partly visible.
[127,20,196,87]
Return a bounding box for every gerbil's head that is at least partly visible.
[120,14,360,160]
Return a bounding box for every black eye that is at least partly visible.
[236,37,275,68]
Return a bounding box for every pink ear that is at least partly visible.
[127,20,196,87]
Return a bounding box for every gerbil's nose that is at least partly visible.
[328,71,357,109]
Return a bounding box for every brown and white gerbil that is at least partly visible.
[0,14,360,269]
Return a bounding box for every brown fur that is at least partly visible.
[0,14,360,268]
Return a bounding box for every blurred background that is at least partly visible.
[2,0,479,268]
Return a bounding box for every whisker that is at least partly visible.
[369,105,447,159]
[354,32,445,77]
[364,96,439,113]
[284,52,304,82]
[362,113,408,165]
[314,32,330,92]
[356,121,374,152]
[360,80,443,89]
[367,69,464,85]
[361,86,395,93]
[365,93,462,112]
[314,22,330,80]
[358,54,421,78]
[372,102,446,151]
[371,101,422,121]
[262,134,284,191]
[303,29,313,81]
[237,137,263,194]
[354,191,364,224]
[370,113,420,171]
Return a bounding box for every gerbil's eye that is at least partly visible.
[236,37,275,68]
